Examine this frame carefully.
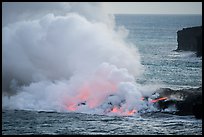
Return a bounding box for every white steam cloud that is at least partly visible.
[2,2,160,115]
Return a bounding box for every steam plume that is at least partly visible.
[3,2,159,115]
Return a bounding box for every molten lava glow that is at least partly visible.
[77,86,90,101]
[66,103,77,111]
[150,97,168,103]
[112,106,120,113]
[64,79,119,112]
[111,106,137,116]
[127,109,137,115]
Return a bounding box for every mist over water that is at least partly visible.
[3,3,161,115]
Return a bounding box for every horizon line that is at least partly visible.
[112,13,202,15]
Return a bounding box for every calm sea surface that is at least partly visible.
[115,14,202,89]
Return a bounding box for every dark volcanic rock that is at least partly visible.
[155,87,202,119]
[196,35,202,57]
[192,103,202,119]
[176,26,202,57]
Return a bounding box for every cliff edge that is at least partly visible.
[176,26,202,57]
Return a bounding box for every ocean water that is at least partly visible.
[2,14,202,135]
[115,14,202,89]
[2,109,202,135]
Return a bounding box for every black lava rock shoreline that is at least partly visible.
[154,87,202,119]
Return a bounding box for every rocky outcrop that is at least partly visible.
[176,26,202,57]
[155,87,202,119]
[196,34,202,57]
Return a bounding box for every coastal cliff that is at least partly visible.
[176,26,202,57]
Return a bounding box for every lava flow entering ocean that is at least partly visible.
[65,94,168,116]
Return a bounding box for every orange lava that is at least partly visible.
[112,106,121,113]
[64,79,168,115]
[111,106,137,116]
[150,97,168,103]
[64,79,119,112]
[127,109,137,115]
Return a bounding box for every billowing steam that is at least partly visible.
[2,2,161,115]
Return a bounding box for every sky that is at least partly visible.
[102,2,202,14]
[2,2,202,26]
